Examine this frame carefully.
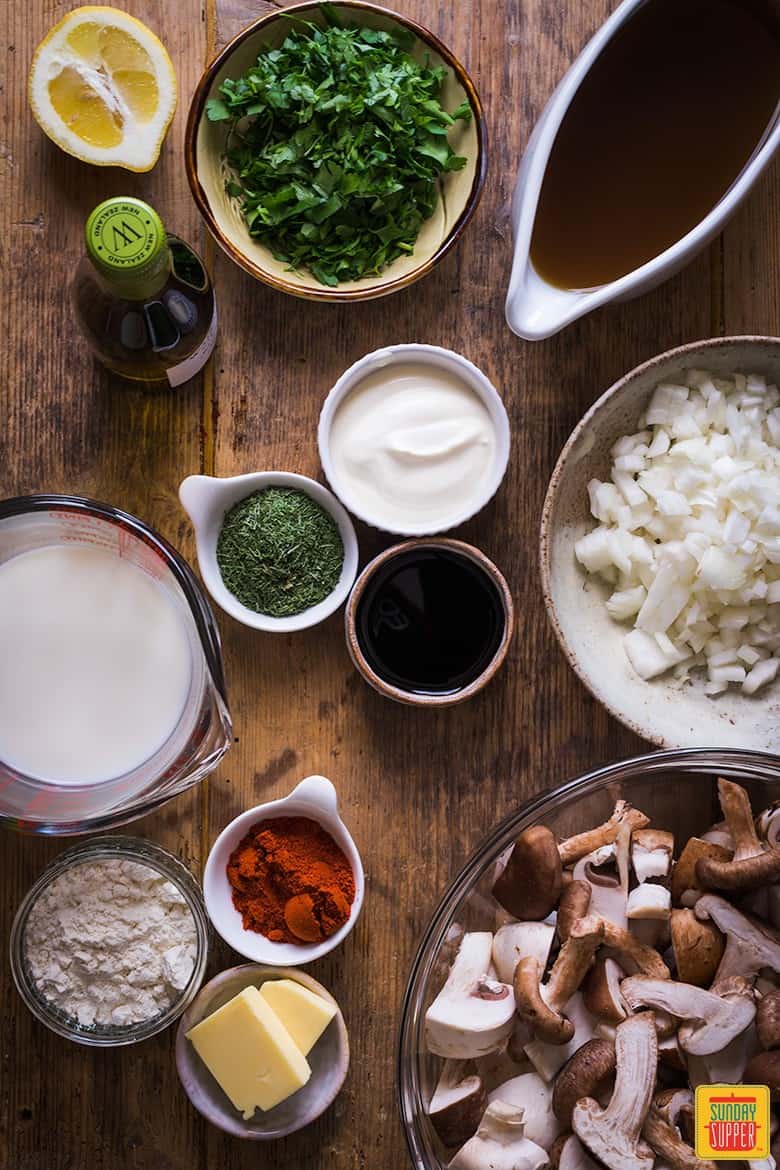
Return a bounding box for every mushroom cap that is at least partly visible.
[429,1063,487,1149]
[671,838,731,906]
[744,1050,780,1097]
[488,1071,560,1149]
[492,921,555,986]
[582,957,627,1024]
[670,908,725,988]
[493,826,563,921]
[552,1038,616,1126]
[758,989,780,1051]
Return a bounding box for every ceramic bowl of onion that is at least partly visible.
[179,470,359,632]
[540,335,780,751]
[202,775,365,964]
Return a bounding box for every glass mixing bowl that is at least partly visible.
[9,836,210,1046]
[0,494,232,834]
[397,748,780,1170]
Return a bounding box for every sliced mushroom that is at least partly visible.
[492,921,555,985]
[572,1012,657,1170]
[488,1071,561,1149]
[558,880,592,942]
[558,801,650,867]
[493,826,563,921]
[552,1038,616,1126]
[653,1087,695,1145]
[514,916,604,1044]
[696,779,780,892]
[550,1134,602,1170]
[449,1101,548,1170]
[428,1061,487,1148]
[671,837,731,906]
[744,1050,780,1099]
[694,895,780,986]
[757,801,780,848]
[686,1023,759,1087]
[620,975,756,1055]
[425,932,516,1058]
[600,917,671,979]
[573,844,629,930]
[758,989,780,1050]
[670,908,725,988]
[642,1090,716,1170]
[627,884,671,920]
[582,957,627,1024]
[632,830,675,883]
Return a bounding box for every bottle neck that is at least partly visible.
[89,238,172,300]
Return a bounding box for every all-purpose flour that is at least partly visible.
[24,857,198,1028]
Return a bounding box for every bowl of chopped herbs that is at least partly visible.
[179,471,359,632]
[185,1,485,300]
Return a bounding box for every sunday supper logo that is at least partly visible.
[695,1085,770,1160]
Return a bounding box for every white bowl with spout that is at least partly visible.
[179,471,359,632]
[505,0,780,340]
[203,775,365,964]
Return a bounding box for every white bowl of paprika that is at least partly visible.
[203,775,364,964]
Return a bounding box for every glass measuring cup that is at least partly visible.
[0,494,232,835]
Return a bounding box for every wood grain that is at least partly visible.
[1,0,778,1167]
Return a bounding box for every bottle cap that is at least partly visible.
[85,197,166,274]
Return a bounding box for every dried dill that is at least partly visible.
[217,488,344,617]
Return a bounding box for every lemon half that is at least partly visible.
[29,6,177,172]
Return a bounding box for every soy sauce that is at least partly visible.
[530,0,780,290]
[356,549,506,696]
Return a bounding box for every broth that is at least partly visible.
[530,0,780,290]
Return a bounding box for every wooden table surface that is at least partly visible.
[1,0,778,1166]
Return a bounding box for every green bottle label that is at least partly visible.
[86,197,166,274]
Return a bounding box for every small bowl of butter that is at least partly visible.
[176,963,348,1139]
[318,344,511,536]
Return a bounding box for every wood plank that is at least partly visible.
[2,0,778,1165]
[200,3,717,1169]
[0,2,208,1168]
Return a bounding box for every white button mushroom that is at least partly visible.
[425,932,515,1059]
[448,1101,548,1170]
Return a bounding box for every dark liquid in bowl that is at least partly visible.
[530,0,780,289]
[356,549,506,696]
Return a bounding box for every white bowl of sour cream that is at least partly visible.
[318,345,511,536]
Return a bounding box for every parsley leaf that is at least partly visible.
[208,7,471,285]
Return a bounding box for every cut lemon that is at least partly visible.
[29,7,176,172]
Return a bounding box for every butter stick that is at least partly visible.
[260,979,338,1055]
[186,986,310,1117]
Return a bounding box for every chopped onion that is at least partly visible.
[575,369,780,696]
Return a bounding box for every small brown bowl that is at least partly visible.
[185,1,486,302]
[345,538,514,707]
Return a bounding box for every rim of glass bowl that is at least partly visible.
[396,747,780,1170]
[9,836,210,1047]
[0,493,232,835]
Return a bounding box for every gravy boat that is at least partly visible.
[506,0,780,340]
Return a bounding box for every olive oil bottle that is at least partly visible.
[72,196,217,387]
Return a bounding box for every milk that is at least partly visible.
[0,544,192,784]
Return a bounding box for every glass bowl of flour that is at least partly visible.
[9,837,209,1046]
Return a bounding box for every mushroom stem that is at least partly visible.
[558,802,650,867]
[514,917,604,1045]
[694,895,780,987]
[600,918,671,979]
[620,975,756,1056]
[696,780,780,892]
[642,1100,716,1170]
[558,881,592,942]
[572,1013,657,1170]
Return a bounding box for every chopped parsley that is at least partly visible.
[206,6,471,286]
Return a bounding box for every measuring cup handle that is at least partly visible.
[291,775,339,816]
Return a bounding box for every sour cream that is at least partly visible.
[326,362,499,532]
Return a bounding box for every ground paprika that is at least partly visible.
[226,815,356,944]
